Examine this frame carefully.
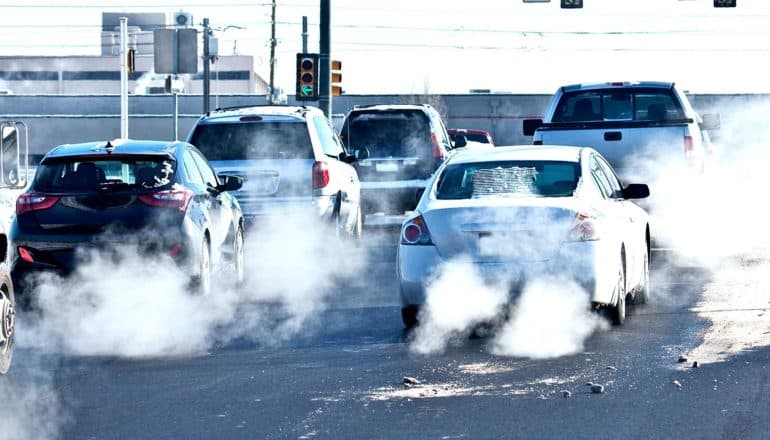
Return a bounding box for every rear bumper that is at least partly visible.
[398,239,617,308]
[360,179,429,215]
[236,195,336,225]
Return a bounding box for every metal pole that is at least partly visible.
[268,0,277,104]
[319,0,331,118]
[120,17,129,138]
[174,90,179,140]
[302,16,308,53]
[203,18,210,114]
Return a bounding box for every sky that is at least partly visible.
[1,0,769,94]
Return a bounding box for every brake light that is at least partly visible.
[16,193,59,215]
[169,244,182,259]
[684,135,694,154]
[312,161,330,189]
[18,247,34,263]
[137,189,193,211]
[431,132,445,160]
[568,212,599,241]
[401,214,434,245]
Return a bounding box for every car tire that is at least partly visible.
[233,225,245,287]
[633,248,650,306]
[1,274,16,375]
[192,237,212,296]
[401,305,419,329]
[608,262,627,326]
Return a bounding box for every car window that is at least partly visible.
[312,115,343,158]
[345,110,432,159]
[189,121,313,160]
[190,150,219,187]
[33,156,175,192]
[552,88,685,123]
[182,150,205,186]
[436,160,580,200]
[589,155,614,199]
[596,155,623,195]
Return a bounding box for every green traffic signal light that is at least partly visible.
[296,53,319,101]
[561,0,583,8]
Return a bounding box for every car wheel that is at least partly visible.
[633,248,650,305]
[193,237,212,296]
[608,262,626,326]
[1,280,16,375]
[233,225,245,286]
[401,305,419,329]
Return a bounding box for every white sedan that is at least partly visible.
[397,145,650,328]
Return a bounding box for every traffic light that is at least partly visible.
[296,53,319,101]
[561,0,582,8]
[714,0,736,7]
[331,59,342,97]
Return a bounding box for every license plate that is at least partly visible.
[375,162,398,172]
[250,172,279,195]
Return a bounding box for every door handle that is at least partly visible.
[604,131,622,141]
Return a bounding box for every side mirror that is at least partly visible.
[354,147,370,160]
[453,134,467,149]
[523,119,543,136]
[0,121,28,189]
[338,152,357,164]
[700,113,720,131]
[217,174,244,192]
[622,183,650,200]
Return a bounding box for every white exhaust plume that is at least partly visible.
[410,259,508,355]
[491,277,608,359]
[16,209,366,358]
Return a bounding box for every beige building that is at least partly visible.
[0,11,268,96]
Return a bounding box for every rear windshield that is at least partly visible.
[34,157,175,192]
[436,160,580,199]
[552,88,685,122]
[345,110,431,159]
[189,121,313,161]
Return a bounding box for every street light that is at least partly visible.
[212,24,246,108]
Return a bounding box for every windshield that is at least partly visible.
[189,121,313,160]
[436,160,580,199]
[34,157,175,192]
[552,88,686,122]
[345,110,432,159]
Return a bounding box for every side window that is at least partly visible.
[436,116,452,151]
[596,156,622,196]
[190,150,218,187]
[183,151,205,185]
[313,116,343,158]
[589,155,613,199]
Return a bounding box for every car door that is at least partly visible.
[592,154,645,287]
[189,148,233,252]
[312,115,360,229]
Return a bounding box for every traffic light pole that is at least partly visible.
[203,18,211,114]
[319,0,331,118]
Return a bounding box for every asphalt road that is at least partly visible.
[5,230,770,440]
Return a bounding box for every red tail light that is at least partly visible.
[137,189,193,211]
[16,193,59,215]
[401,214,434,246]
[18,247,34,263]
[169,244,182,259]
[431,132,445,160]
[312,161,330,189]
[568,212,599,241]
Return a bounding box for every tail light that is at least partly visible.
[18,247,34,263]
[138,189,193,212]
[401,214,434,246]
[312,161,330,189]
[169,244,182,259]
[16,193,59,215]
[684,135,694,155]
[431,132,445,160]
[568,212,599,241]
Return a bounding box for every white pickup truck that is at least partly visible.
[523,81,719,182]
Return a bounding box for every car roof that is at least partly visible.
[198,105,321,123]
[447,145,586,165]
[561,81,674,93]
[348,104,435,113]
[43,139,184,160]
